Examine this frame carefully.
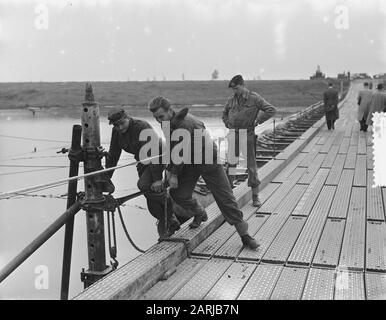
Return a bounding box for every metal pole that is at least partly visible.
[80,83,111,288]
[273,119,276,159]
[0,202,81,284]
[60,125,82,300]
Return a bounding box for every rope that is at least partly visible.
[117,206,146,253]
[0,154,162,200]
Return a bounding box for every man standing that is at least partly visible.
[222,75,277,208]
[366,83,386,127]
[105,107,180,238]
[357,82,372,132]
[323,83,339,130]
[148,96,259,250]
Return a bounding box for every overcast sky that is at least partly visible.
[0,0,385,82]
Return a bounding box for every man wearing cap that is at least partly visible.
[148,96,260,250]
[357,82,372,132]
[222,75,277,208]
[323,83,339,130]
[105,107,181,238]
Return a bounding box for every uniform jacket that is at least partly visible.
[222,90,277,130]
[106,117,163,180]
[167,108,218,175]
[366,91,386,126]
[323,87,339,121]
[357,89,372,121]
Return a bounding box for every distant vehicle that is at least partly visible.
[351,73,372,79]
[373,73,386,79]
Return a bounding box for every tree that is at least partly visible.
[211,69,219,80]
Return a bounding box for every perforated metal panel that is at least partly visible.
[332,131,345,146]
[270,267,308,300]
[262,216,306,264]
[366,221,386,272]
[204,262,256,300]
[367,172,384,221]
[321,146,339,168]
[139,258,206,300]
[273,153,307,183]
[338,137,350,154]
[298,154,327,185]
[238,212,290,261]
[302,268,335,300]
[353,155,367,187]
[313,219,345,267]
[344,123,353,138]
[344,145,358,169]
[257,168,306,214]
[325,154,346,185]
[365,273,386,300]
[274,184,308,215]
[339,187,366,271]
[329,170,354,219]
[367,146,374,170]
[334,271,365,300]
[292,169,329,216]
[171,259,232,300]
[350,129,359,146]
[299,144,322,168]
[288,186,336,266]
[320,134,337,154]
[214,214,269,259]
[237,264,283,300]
[358,133,367,154]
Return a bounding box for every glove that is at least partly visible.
[68,148,84,162]
[150,180,164,193]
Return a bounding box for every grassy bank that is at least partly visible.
[0,79,348,111]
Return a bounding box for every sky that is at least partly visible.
[0,0,385,82]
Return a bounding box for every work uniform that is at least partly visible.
[366,90,386,126]
[323,87,339,130]
[105,117,174,228]
[167,108,244,226]
[357,88,372,131]
[222,89,277,188]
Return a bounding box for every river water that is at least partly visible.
[0,109,235,300]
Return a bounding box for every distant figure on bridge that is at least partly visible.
[366,83,386,127]
[222,75,277,208]
[105,108,181,239]
[357,82,372,132]
[323,83,339,130]
[149,96,260,250]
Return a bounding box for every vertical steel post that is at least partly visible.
[273,119,276,159]
[80,83,111,288]
[60,125,82,300]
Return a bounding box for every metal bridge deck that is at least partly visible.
[84,83,386,301]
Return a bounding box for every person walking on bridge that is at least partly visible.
[357,82,372,132]
[366,83,386,127]
[148,96,260,250]
[323,83,339,130]
[105,108,181,239]
[222,75,277,208]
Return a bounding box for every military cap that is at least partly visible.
[228,75,244,88]
[148,96,171,112]
[107,107,127,125]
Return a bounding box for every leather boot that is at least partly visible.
[252,186,262,208]
[189,211,208,229]
[235,221,259,250]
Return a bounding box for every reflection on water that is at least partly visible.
[0,109,229,300]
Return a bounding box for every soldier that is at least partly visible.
[148,96,259,250]
[357,82,372,132]
[323,83,339,130]
[366,83,386,127]
[105,107,181,238]
[222,75,277,207]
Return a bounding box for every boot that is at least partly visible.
[252,186,262,208]
[235,221,259,250]
[189,211,208,229]
[157,214,181,239]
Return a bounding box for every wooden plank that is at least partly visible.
[321,145,339,168]
[367,146,374,170]
[272,153,307,183]
[358,133,367,154]
[353,155,367,187]
[334,271,365,300]
[332,131,345,146]
[262,216,306,264]
[365,273,386,300]
[339,187,366,271]
[270,267,308,300]
[338,137,350,154]
[288,186,336,266]
[274,184,308,215]
[204,262,256,300]
[302,268,335,300]
[350,129,359,146]
[329,170,354,219]
[312,218,346,268]
[366,221,386,272]
[344,145,358,169]
[298,153,327,185]
[299,144,322,168]
[367,171,385,221]
[302,136,321,153]
[237,264,283,300]
[325,154,346,185]
[292,169,330,216]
